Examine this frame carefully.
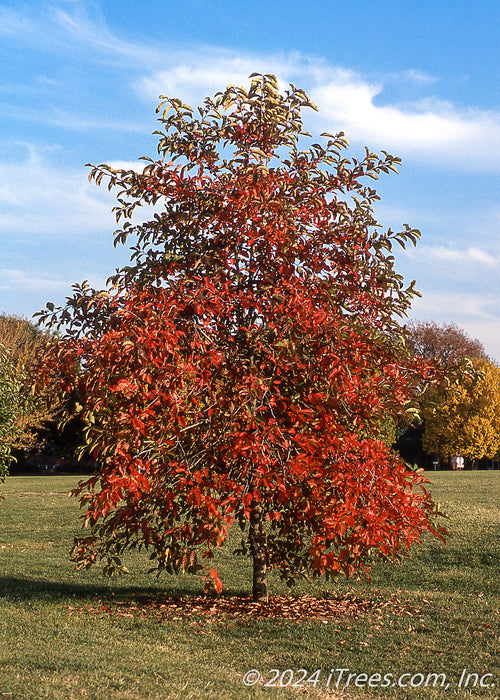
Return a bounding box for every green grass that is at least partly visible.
[0,472,499,699]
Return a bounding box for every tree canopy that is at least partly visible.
[405,320,492,464]
[0,315,59,492]
[0,314,49,368]
[38,75,446,600]
[0,314,58,453]
[406,321,487,367]
[422,357,500,460]
[0,345,22,490]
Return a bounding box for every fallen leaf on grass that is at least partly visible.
[66,590,418,625]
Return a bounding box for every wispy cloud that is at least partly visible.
[0,103,145,134]
[0,3,162,68]
[0,6,35,37]
[50,4,171,68]
[0,145,115,237]
[398,69,438,86]
[107,160,150,172]
[410,245,498,268]
[0,268,69,292]
[411,291,500,325]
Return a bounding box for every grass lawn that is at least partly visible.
[0,471,499,699]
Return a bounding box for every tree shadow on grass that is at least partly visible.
[0,575,204,605]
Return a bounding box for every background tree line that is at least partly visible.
[399,320,500,468]
[0,314,87,493]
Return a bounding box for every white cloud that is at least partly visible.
[310,75,500,170]
[399,69,438,86]
[43,110,145,134]
[410,245,498,268]
[0,146,115,237]
[0,268,69,292]
[107,160,150,172]
[140,63,254,106]
[136,50,311,107]
[411,292,500,319]
[51,5,167,67]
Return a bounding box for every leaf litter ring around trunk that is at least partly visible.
[72,592,415,623]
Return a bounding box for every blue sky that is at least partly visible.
[1,0,500,359]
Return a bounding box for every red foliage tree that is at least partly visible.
[407,320,487,367]
[38,75,446,601]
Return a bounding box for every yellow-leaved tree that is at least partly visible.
[422,357,500,460]
[0,314,58,453]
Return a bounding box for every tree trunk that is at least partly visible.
[249,503,268,602]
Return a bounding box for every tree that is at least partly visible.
[402,320,489,466]
[0,314,49,367]
[406,321,487,367]
[38,75,446,601]
[0,314,58,453]
[0,345,22,492]
[0,315,48,492]
[422,357,500,460]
